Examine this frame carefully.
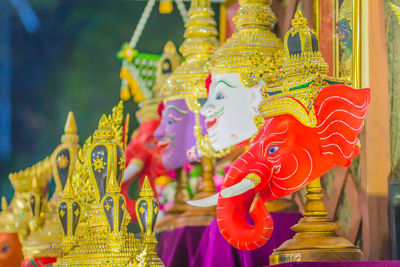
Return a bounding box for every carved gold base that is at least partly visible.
[269,179,362,265]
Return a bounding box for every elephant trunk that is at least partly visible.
[216,191,273,250]
[216,148,273,250]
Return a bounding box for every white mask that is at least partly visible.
[200,73,263,151]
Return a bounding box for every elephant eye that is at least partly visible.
[268,146,279,155]
[215,93,225,100]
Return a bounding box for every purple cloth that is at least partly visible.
[266,261,400,267]
[158,212,302,267]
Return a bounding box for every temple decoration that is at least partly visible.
[191,10,370,252]
[0,157,52,267]
[21,112,80,265]
[201,0,283,152]
[54,102,163,266]
[122,41,180,224]
[135,176,163,266]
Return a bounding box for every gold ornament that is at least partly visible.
[54,102,163,266]
[22,112,80,260]
[259,10,346,128]
[134,176,164,266]
[209,0,283,87]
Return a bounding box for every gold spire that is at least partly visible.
[32,177,40,193]
[160,0,219,101]
[209,0,282,87]
[93,115,115,141]
[62,112,79,144]
[259,11,345,128]
[62,177,76,199]
[1,196,7,211]
[107,171,120,194]
[139,176,155,198]
[390,2,400,24]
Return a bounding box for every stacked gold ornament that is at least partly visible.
[22,112,80,260]
[54,102,163,266]
[0,157,52,243]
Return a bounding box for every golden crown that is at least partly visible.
[160,0,219,101]
[259,10,345,127]
[209,0,283,87]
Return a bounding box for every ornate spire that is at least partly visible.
[139,176,154,198]
[209,0,282,87]
[160,0,219,101]
[62,112,79,144]
[62,177,76,199]
[93,115,115,141]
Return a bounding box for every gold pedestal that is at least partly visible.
[269,178,362,265]
[266,198,299,213]
[155,167,189,232]
[175,157,216,227]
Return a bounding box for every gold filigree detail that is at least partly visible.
[92,156,106,172]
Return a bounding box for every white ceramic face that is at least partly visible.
[200,73,263,151]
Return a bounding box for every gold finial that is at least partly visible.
[62,111,79,144]
[62,177,76,199]
[291,10,307,27]
[391,2,400,24]
[160,0,218,101]
[209,0,282,87]
[139,176,154,197]
[64,112,77,135]
[107,170,120,194]
[163,40,177,54]
[93,114,115,141]
[1,196,7,211]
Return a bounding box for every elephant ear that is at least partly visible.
[314,84,370,167]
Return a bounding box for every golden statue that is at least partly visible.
[54,102,164,266]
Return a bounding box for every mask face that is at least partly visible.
[154,99,205,171]
[0,233,23,267]
[201,73,263,151]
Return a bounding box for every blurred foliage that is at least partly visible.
[1,0,219,200]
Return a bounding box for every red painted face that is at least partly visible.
[0,233,23,267]
[125,119,167,179]
[216,84,370,250]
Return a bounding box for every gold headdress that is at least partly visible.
[160,0,218,101]
[209,0,283,87]
[259,10,345,127]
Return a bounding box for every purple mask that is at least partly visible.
[154,99,206,171]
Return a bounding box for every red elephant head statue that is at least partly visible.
[189,10,371,250]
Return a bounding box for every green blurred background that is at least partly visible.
[0,0,220,201]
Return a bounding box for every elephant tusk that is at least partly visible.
[122,159,144,183]
[186,193,219,207]
[220,173,261,198]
